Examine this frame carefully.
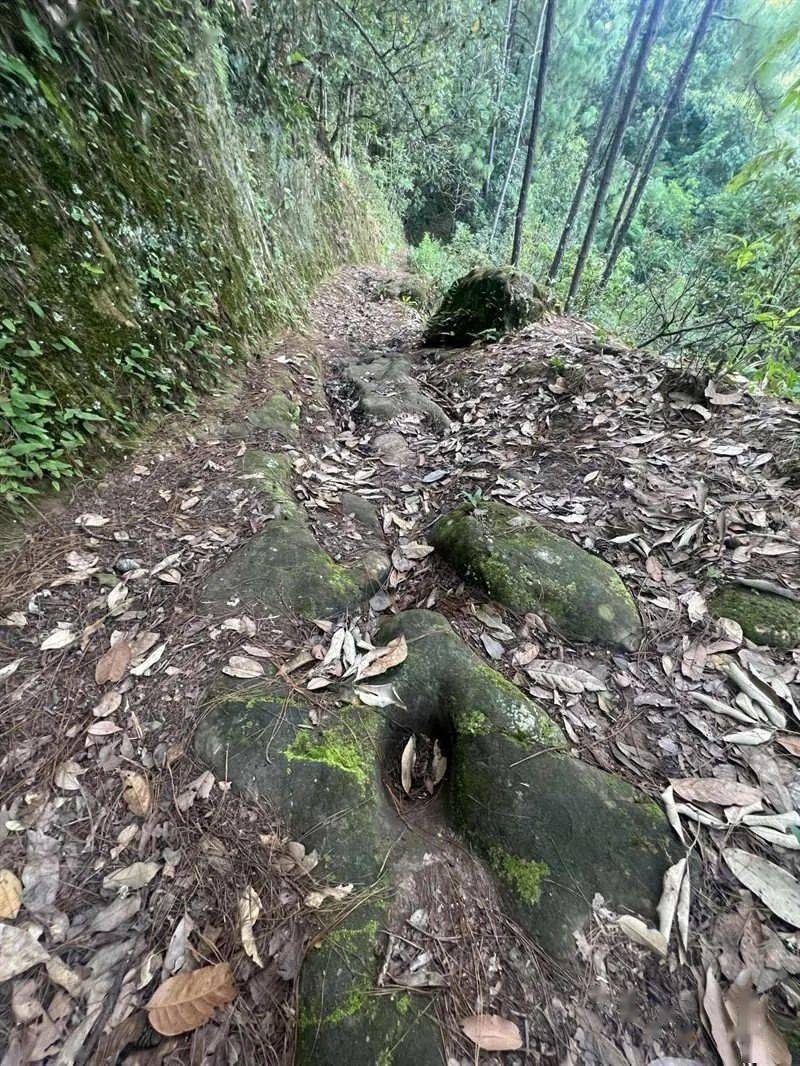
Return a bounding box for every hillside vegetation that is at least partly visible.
[0,1,386,504]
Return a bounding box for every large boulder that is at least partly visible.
[709,585,800,649]
[424,266,547,346]
[377,611,677,957]
[203,450,388,620]
[431,502,642,651]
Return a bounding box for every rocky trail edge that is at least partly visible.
[1,266,800,1065]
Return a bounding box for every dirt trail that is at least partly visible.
[1,266,799,1064]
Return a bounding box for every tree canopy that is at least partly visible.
[278,0,798,392]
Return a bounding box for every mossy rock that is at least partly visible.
[297,898,443,1065]
[431,502,642,651]
[195,688,393,884]
[377,609,562,748]
[341,492,382,535]
[453,732,676,957]
[196,681,443,1059]
[709,586,800,649]
[424,266,547,346]
[245,392,301,436]
[377,275,430,307]
[203,450,388,620]
[376,610,677,956]
[345,354,451,431]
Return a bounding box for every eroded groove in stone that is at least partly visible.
[376,610,677,957]
[431,501,643,651]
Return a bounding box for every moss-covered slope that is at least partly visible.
[0,1,383,502]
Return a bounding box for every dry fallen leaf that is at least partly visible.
[725,968,791,1066]
[617,914,668,957]
[95,640,132,685]
[222,655,264,679]
[122,772,152,817]
[0,658,21,681]
[54,759,84,791]
[0,869,23,919]
[103,861,160,891]
[354,682,404,708]
[0,923,50,982]
[238,886,263,967]
[670,777,762,808]
[93,690,123,717]
[776,736,800,757]
[107,582,129,611]
[461,1014,522,1051]
[40,627,76,651]
[702,966,738,1066]
[657,858,687,945]
[355,635,407,680]
[75,512,109,528]
[723,847,800,927]
[305,883,353,908]
[147,962,237,1036]
[400,734,416,795]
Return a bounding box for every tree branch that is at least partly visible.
[329,0,428,138]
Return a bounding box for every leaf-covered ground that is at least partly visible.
[1,267,799,1064]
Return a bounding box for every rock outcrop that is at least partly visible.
[709,585,800,649]
[424,266,547,346]
[431,502,642,650]
[203,450,388,619]
[376,611,676,956]
[345,353,451,430]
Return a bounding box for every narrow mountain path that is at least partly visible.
[1,267,799,1064]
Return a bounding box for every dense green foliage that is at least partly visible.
[1,0,797,503]
[0,1,386,504]
[283,0,798,392]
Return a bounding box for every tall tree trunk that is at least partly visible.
[603,105,661,253]
[510,0,556,268]
[566,0,665,307]
[601,0,718,286]
[483,0,519,198]
[547,0,649,282]
[490,1,546,245]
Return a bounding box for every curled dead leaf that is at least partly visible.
[355,635,407,680]
[616,914,668,957]
[238,886,263,967]
[122,772,152,817]
[400,734,416,795]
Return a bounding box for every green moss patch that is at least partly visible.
[709,585,800,649]
[431,502,642,650]
[490,848,550,906]
[286,725,372,787]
